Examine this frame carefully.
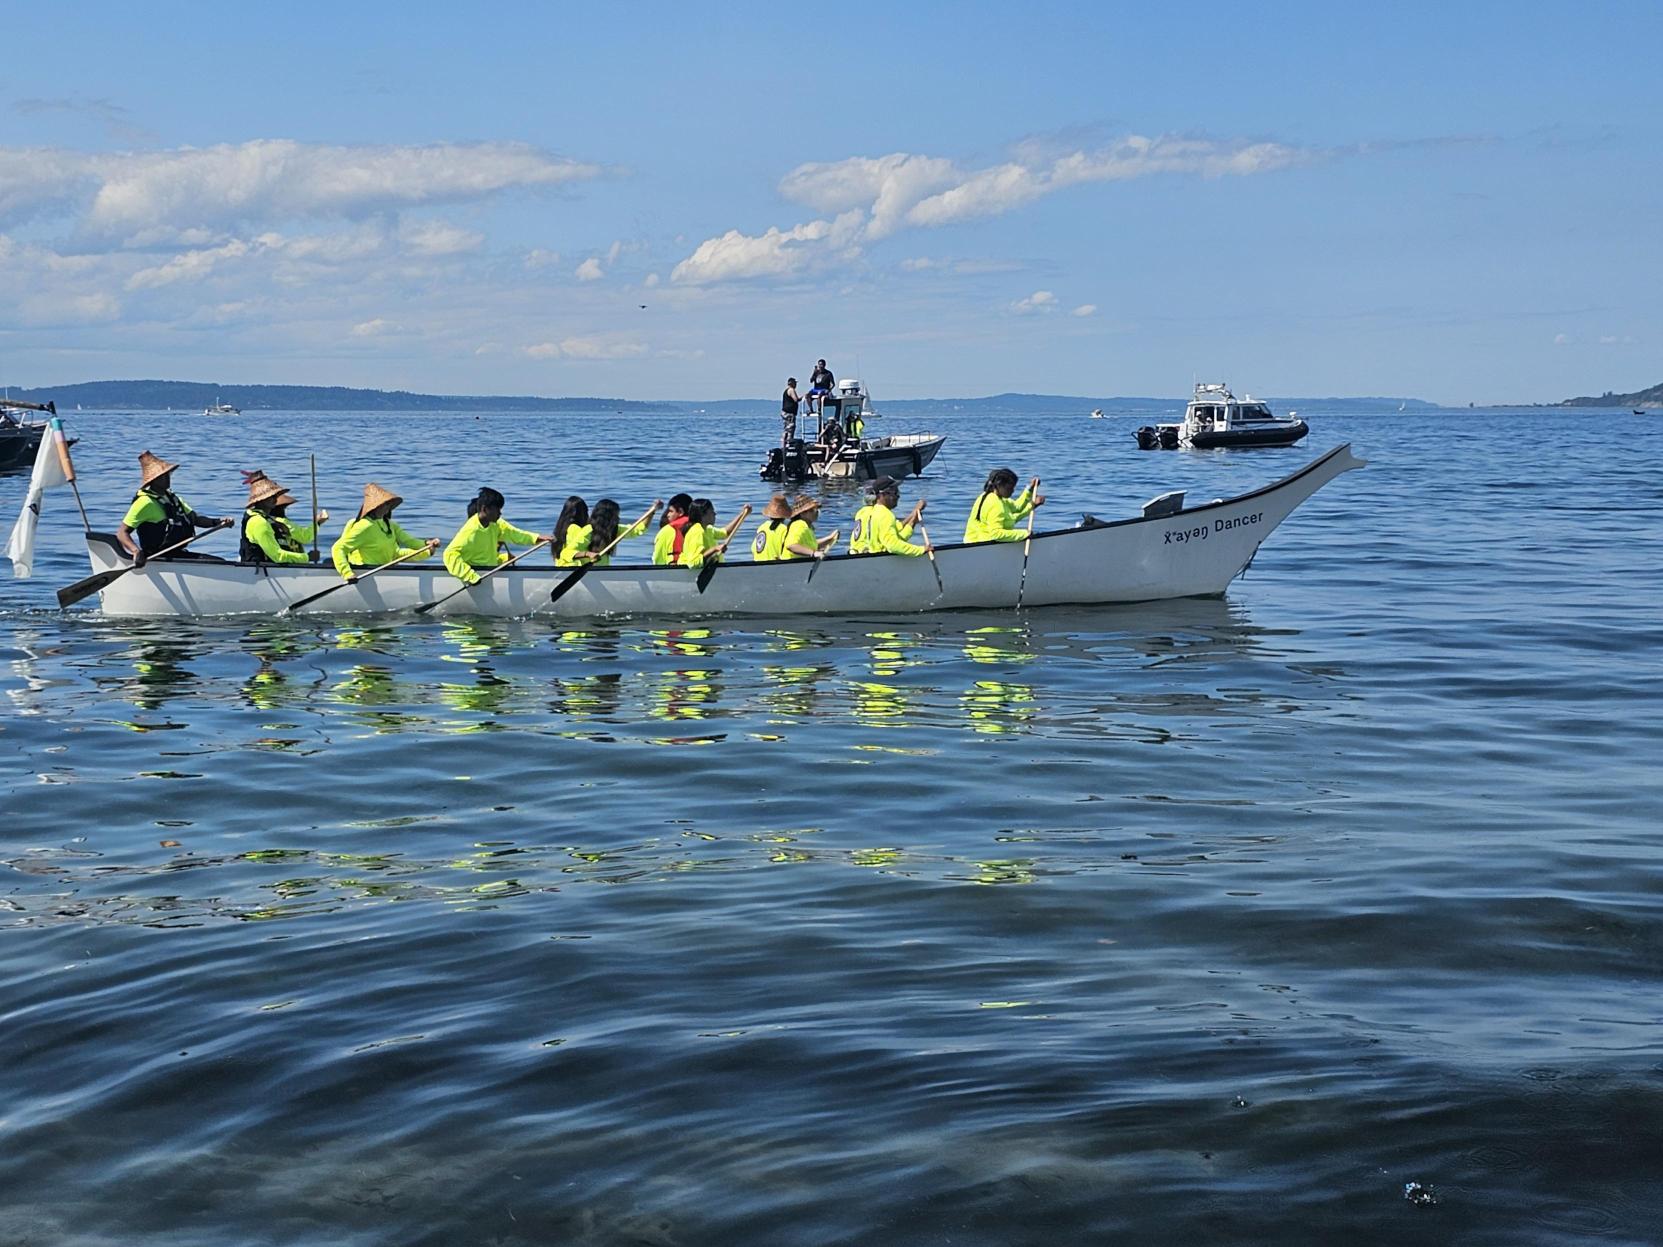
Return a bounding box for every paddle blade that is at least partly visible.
[695,560,719,593]
[56,566,125,608]
[548,566,587,605]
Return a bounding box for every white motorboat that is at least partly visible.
[763,378,945,483]
[77,444,1363,618]
[1136,383,1308,450]
[1090,409,1105,419]
[203,399,240,416]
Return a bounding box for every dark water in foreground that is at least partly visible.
[3,406,1661,1245]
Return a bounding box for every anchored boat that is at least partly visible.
[203,399,240,416]
[762,379,945,483]
[77,445,1363,618]
[1,399,62,473]
[1137,382,1308,450]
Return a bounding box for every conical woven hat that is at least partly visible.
[790,495,821,518]
[359,482,402,516]
[762,493,792,520]
[138,450,179,487]
[246,476,288,508]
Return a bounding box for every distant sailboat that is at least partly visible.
[1398,402,1406,412]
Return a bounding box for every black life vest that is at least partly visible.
[240,508,305,563]
[131,487,195,555]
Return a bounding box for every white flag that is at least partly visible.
[6,417,72,579]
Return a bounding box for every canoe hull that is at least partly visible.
[83,444,1365,618]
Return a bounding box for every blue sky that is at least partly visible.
[1,1,1657,402]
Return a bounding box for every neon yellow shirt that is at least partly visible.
[443,514,539,584]
[331,515,427,579]
[653,521,692,565]
[555,522,593,568]
[852,503,922,555]
[750,519,790,562]
[122,489,196,529]
[243,509,309,565]
[677,521,719,567]
[963,487,1034,543]
[782,518,817,560]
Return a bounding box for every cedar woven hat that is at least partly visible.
[359,482,402,517]
[790,495,821,518]
[138,450,179,488]
[762,493,793,520]
[246,475,292,508]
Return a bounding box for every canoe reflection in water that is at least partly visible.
[961,625,1037,736]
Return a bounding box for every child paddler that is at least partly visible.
[555,496,662,566]
[240,473,323,565]
[677,498,747,567]
[851,476,931,557]
[117,450,232,566]
[751,495,829,561]
[443,486,553,584]
[964,468,1045,542]
[652,493,695,565]
[331,482,438,582]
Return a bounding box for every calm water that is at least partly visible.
[3,405,1661,1245]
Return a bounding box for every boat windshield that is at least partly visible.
[1240,404,1275,421]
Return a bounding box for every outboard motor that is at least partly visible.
[1135,426,1159,451]
[1158,426,1180,450]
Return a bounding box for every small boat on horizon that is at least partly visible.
[1090,408,1105,419]
[1136,382,1308,451]
[203,399,240,416]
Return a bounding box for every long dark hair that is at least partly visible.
[661,492,693,527]
[590,498,621,550]
[689,497,716,526]
[553,495,588,555]
[976,467,1018,520]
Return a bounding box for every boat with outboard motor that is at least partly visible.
[75,443,1363,618]
[203,399,240,416]
[762,378,945,483]
[1136,382,1308,450]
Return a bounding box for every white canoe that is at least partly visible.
[81,444,1364,619]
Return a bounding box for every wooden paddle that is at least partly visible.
[1016,477,1040,610]
[308,453,321,561]
[414,535,552,615]
[56,520,233,609]
[278,540,436,616]
[547,502,660,606]
[915,518,944,594]
[695,504,754,593]
[805,530,840,583]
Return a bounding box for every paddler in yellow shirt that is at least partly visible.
[331,482,438,581]
[677,498,750,567]
[443,486,553,584]
[556,496,662,566]
[239,473,321,565]
[851,476,931,557]
[964,467,1045,542]
[752,494,833,561]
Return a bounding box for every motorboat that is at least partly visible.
[762,378,945,483]
[203,399,240,416]
[76,444,1363,618]
[1136,383,1308,450]
[1090,409,1105,419]
[1,399,60,474]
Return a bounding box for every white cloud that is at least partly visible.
[398,219,483,256]
[126,239,254,290]
[575,257,604,282]
[1072,303,1097,317]
[0,140,602,240]
[1598,334,1635,345]
[1553,333,1571,346]
[522,335,647,360]
[643,272,660,288]
[678,133,1323,286]
[606,240,623,265]
[901,257,939,271]
[1013,290,1057,314]
[525,248,561,269]
[351,318,394,337]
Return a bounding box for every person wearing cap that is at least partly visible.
[239,475,313,565]
[677,498,746,567]
[752,494,830,561]
[117,451,231,566]
[330,483,438,581]
[851,476,931,557]
[964,468,1046,543]
[443,487,553,585]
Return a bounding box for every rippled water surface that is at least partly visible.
[3,406,1661,1245]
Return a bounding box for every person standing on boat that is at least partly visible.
[807,359,835,414]
[852,476,931,557]
[444,487,552,584]
[330,482,438,581]
[781,378,800,448]
[963,468,1045,543]
[845,405,865,441]
[117,451,232,566]
[652,493,695,565]
[240,475,315,565]
[677,498,746,567]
